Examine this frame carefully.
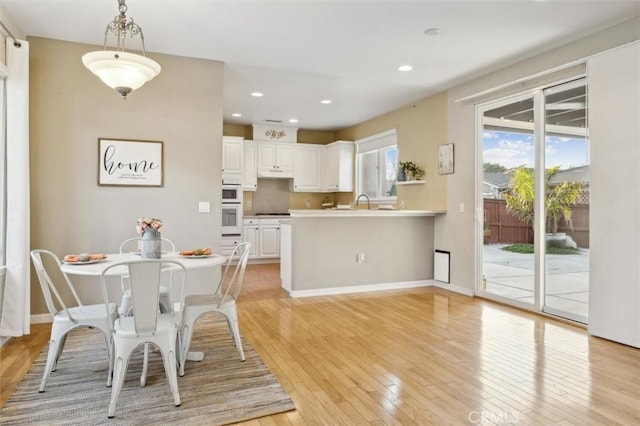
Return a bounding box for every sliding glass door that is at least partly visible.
[542,81,589,322]
[478,78,589,323]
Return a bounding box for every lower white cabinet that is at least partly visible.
[221,235,243,257]
[243,223,259,258]
[243,218,280,259]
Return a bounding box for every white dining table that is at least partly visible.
[60,252,226,276]
[60,251,227,364]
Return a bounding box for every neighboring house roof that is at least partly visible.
[550,165,589,186]
[483,172,511,190]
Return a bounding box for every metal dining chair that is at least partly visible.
[100,259,186,418]
[118,236,176,315]
[30,249,118,392]
[119,236,176,385]
[179,242,251,376]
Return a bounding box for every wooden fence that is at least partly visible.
[484,199,590,248]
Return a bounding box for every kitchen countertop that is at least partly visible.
[288,209,446,217]
[244,214,291,219]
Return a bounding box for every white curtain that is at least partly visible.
[0,39,29,337]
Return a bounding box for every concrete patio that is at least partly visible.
[483,243,589,321]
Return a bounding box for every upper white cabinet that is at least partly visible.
[292,144,322,192]
[257,142,295,178]
[322,141,354,192]
[243,141,257,191]
[222,137,243,177]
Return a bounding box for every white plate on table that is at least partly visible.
[64,258,107,265]
[179,253,215,258]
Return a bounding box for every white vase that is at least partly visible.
[140,229,162,259]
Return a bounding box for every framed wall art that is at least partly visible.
[438,143,454,175]
[98,138,164,187]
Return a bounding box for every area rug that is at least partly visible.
[1,315,295,425]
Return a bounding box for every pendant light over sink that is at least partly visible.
[82,0,161,99]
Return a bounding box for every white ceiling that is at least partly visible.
[3,0,639,131]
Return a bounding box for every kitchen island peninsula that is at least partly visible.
[281,209,445,296]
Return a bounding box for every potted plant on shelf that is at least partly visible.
[399,161,425,181]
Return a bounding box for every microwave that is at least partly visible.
[222,184,242,204]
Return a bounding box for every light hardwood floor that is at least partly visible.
[2,263,639,424]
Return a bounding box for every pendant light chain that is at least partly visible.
[103,0,147,55]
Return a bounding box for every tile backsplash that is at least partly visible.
[244,179,352,213]
[248,179,291,214]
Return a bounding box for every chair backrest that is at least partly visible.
[30,249,83,320]
[119,237,176,253]
[217,242,251,303]
[101,259,186,336]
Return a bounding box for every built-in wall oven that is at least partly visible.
[221,203,243,235]
[221,181,243,235]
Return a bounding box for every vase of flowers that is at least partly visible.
[137,217,163,259]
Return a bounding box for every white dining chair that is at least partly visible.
[30,249,118,392]
[119,236,176,385]
[100,259,186,418]
[118,236,175,315]
[119,236,176,255]
[179,242,251,376]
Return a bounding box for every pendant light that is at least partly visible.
[82,0,160,99]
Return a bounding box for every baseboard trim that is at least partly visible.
[247,258,280,265]
[289,280,433,298]
[433,281,475,297]
[31,313,53,324]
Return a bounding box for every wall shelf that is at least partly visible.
[396,180,425,185]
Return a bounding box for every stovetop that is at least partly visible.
[255,213,290,216]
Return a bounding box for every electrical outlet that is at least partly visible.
[356,253,365,263]
[306,199,311,208]
[198,201,210,213]
[400,201,405,209]
[459,202,465,213]
[246,199,252,209]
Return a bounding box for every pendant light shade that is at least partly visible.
[83,0,160,98]
[82,51,161,98]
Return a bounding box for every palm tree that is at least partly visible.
[504,166,583,234]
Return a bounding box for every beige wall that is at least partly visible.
[29,37,224,313]
[336,92,448,211]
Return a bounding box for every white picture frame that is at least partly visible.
[98,138,164,187]
[438,143,454,175]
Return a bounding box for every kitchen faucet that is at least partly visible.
[356,194,370,209]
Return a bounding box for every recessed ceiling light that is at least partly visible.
[320,99,332,104]
[398,65,413,72]
[251,92,263,97]
[424,27,441,36]
[232,113,242,117]
[289,118,298,123]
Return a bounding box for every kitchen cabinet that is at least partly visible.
[257,142,294,178]
[243,219,259,258]
[323,140,354,192]
[291,144,322,192]
[221,235,244,257]
[243,141,257,191]
[222,137,243,176]
[259,222,280,258]
[243,218,280,259]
